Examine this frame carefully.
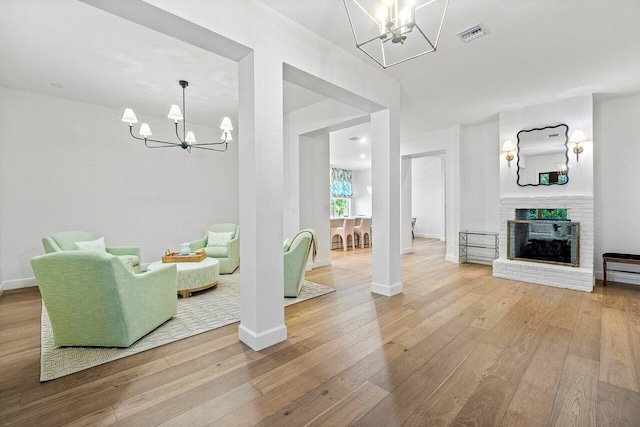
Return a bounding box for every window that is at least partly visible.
[524,209,568,220]
[331,197,351,218]
[330,168,353,217]
[331,168,353,198]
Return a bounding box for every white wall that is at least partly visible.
[594,93,640,284]
[401,157,412,254]
[351,169,372,217]
[283,99,366,241]
[299,135,331,267]
[411,156,444,239]
[500,94,594,197]
[460,121,500,232]
[402,125,461,262]
[495,94,594,292]
[0,87,239,289]
[0,120,3,295]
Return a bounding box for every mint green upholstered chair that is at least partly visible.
[42,231,141,273]
[284,230,314,297]
[190,224,239,274]
[31,251,177,348]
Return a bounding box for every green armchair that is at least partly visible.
[190,223,239,274]
[31,251,177,348]
[284,230,315,297]
[42,231,141,273]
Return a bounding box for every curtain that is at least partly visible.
[330,168,353,198]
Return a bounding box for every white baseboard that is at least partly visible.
[401,247,413,254]
[370,281,403,296]
[238,323,288,351]
[310,258,331,269]
[446,254,460,264]
[595,270,640,286]
[415,233,444,240]
[1,277,37,291]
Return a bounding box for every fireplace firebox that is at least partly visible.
[507,219,579,267]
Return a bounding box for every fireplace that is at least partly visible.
[507,219,579,267]
[493,196,593,292]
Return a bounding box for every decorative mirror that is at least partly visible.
[516,124,569,187]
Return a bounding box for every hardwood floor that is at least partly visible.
[1,238,640,426]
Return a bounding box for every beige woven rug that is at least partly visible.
[40,274,335,381]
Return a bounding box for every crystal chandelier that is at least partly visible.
[121,80,233,152]
[343,0,450,68]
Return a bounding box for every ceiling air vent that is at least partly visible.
[457,23,488,43]
[348,137,361,141]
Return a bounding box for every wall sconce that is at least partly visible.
[569,129,586,161]
[502,140,516,167]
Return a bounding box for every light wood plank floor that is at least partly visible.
[1,238,640,426]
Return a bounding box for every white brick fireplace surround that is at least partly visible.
[493,196,594,292]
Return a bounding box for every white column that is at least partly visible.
[445,125,461,263]
[299,135,331,268]
[401,156,413,254]
[237,51,287,350]
[370,109,402,296]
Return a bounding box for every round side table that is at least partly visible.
[147,258,219,298]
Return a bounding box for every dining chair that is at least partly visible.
[330,218,356,251]
[354,218,371,248]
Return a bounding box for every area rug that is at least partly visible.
[40,275,335,381]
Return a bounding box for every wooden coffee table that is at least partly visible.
[147,258,219,298]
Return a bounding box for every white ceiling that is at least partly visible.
[0,0,241,128]
[330,123,372,170]
[3,0,640,168]
[260,0,640,135]
[0,0,324,129]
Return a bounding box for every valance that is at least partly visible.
[330,168,353,198]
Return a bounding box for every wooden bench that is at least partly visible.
[602,253,640,286]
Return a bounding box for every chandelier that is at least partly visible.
[121,80,233,152]
[343,0,450,68]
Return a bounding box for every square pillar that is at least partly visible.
[370,109,402,296]
[401,156,413,254]
[237,51,287,350]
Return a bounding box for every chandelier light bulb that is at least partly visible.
[121,79,231,152]
[167,104,183,122]
[221,131,233,142]
[185,131,197,144]
[219,116,233,131]
[344,0,450,68]
[139,123,152,137]
[121,108,138,124]
[401,7,410,24]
